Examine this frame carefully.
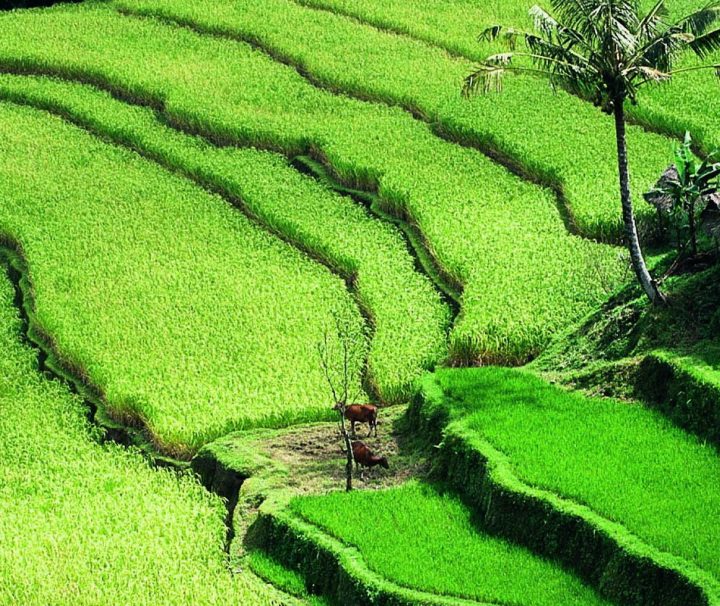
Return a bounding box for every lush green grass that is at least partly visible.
[0,269,280,606]
[247,550,330,606]
[0,100,368,456]
[290,481,610,606]
[0,4,626,363]
[625,0,720,156]
[0,73,449,403]
[433,366,720,580]
[117,0,674,242]
[533,262,720,444]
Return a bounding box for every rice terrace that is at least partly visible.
[2,0,720,603]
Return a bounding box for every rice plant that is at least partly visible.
[0,73,450,403]
[116,0,675,242]
[0,270,279,606]
[433,367,720,580]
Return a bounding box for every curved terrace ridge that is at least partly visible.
[113,4,585,241]
[0,5,629,364]
[0,78,454,405]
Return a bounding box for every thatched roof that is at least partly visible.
[643,165,679,212]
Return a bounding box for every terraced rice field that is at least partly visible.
[0,3,627,363]
[289,481,612,606]
[424,367,720,583]
[0,73,449,406]
[115,0,675,241]
[1,0,719,604]
[0,269,281,606]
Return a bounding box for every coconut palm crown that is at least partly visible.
[464,0,720,305]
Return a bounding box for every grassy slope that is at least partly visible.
[0,269,280,606]
[117,0,674,241]
[0,73,449,403]
[290,481,610,606]
[433,366,720,581]
[533,263,720,443]
[0,100,367,457]
[0,4,625,363]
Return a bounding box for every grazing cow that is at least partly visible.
[351,440,388,480]
[334,403,378,437]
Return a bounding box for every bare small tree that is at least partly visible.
[317,311,366,491]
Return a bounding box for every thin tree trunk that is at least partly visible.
[613,99,666,305]
[339,413,353,491]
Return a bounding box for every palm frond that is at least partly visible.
[525,33,592,74]
[485,53,515,66]
[632,30,693,74]
[478,25,503,43]
[478,25,525,50]
[676,3,720,36]
[550,0,601,38]
[637,0,668,44]
[529,4,589,50]
[690,27,720,58]
[529,5,559,38]
[635,65,672,82]
[463,64,507,95]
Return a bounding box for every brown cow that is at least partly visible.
[351,441,389,480]
[334,403,378,437]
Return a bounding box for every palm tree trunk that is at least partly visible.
[613,99,666,305]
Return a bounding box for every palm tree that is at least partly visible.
[463,0,720,305]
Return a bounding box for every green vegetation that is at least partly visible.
[247,551,330,606]
[117,0,674,241]
[422,367,720,582]
[463,0,720,306]
[1,4,718,605]
[644,131,720,259]
[633,0,720,156]
[0,73,449,403]
[294,0,720,163]
[535,263,720,445]
[0,4,626,362]
[0,268,279,606]
[0,100,368,456]
[290,481,610,606]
